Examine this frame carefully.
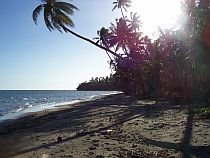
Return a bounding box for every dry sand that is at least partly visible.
[0,93,209,158]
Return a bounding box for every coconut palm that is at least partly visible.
[33,0,78,32]
[94,27,112,49]
[109,18,134,53]
[33,0,122,59]
[94,27,113,61]
[129,12,141,32]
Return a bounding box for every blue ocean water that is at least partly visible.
[0,90,118,121]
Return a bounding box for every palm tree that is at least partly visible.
[32,0,122,59]
[94,27,111,49]
[129,12,141,32]
[94,27,113,61]
[109,18,134,54]
[112,0,131,17]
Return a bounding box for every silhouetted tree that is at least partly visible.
[33,0,123,59]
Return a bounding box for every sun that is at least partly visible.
[130,0,182,36]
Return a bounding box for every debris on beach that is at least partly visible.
[76,129,89,136]
[106,129,113,134]
[57,136,63,142]
[101,129,113,135]
[70,129,89,137]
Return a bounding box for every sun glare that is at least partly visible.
[130,0,182,36]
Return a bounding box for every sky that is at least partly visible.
[0,0,182,90]
[0,0,121,90]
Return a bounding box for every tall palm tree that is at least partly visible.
[32,0,122,59]
[109,18,133,53]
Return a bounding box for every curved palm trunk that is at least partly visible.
[62,26,123,59]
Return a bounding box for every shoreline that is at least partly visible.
[0,91,121,123]
[0,93,209,158]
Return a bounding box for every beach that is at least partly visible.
[0,93,209,158]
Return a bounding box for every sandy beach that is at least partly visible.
[0,93,209,158]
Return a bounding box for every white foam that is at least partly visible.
[25,102,30,106]
[16,107,23,112]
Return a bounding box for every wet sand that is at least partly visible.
[0,93,209,158]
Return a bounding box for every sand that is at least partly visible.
[0,93,209,158]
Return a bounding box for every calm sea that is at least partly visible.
[0,90,119,121]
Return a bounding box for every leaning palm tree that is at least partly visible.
[32,0,122,59]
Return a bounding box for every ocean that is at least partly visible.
[0,90,119,122]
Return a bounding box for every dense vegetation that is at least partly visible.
[33,0,210,103]
[76,76,121,91]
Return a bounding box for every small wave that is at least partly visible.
[23,97,28,100]
[102,91,122,95]
[27,105,32,108]
[16,107,23,112]
[55,100,81,107]
[89,95,97,99]
[86,91,122,101]
[25,102,30,106]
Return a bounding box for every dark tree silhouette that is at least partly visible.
[33,0,210,100]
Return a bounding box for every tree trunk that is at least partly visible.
[62,26,123,59]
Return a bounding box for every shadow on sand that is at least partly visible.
[0,94,209,158]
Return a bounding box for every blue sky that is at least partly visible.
[0,0,182,90]
[0,0,120,90]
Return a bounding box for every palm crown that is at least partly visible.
[112,0,131,11]
[32,0,78,32]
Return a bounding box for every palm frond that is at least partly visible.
[113,0,131,10]
[55,2,79,15]
[51,15,63,32]
[32,5,43,24]
[54,9,75,27]
[112,5,118,11]
[93,37,99,40]
[33,0,78,32]
[44,7,54,31]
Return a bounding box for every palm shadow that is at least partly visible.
[143,107,210,158]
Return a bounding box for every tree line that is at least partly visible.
[33,0,210,103]
[76,75,121,91]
